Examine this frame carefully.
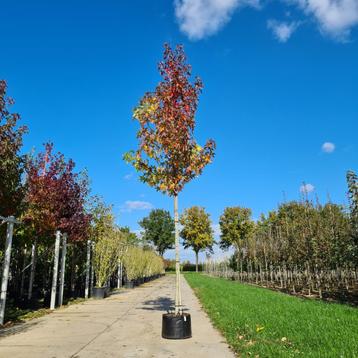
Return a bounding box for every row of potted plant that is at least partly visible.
[122,246,164,288]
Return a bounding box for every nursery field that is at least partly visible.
[184,273,358,357]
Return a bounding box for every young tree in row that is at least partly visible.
[180,206,214,272]
[0,80,28,217]
[139,209,175,256]
[92,227,126,289]
[124,44,215,314]
[219,207,255,272]
[24,143,91,298]
[347,170,358,261]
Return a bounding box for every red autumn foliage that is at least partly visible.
[24,143,90,242]
[0,80,28,216]
[125,44,215,196]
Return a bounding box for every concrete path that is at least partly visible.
[0,275,234,358]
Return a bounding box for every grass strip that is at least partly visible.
[184,273,358,357]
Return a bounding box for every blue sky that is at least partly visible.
[1,0,357,262]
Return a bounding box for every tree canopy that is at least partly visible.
[139,209,175,256]
[24,143,91,241]
[180,206,214,272]
[124,44,215,197]
[219,207,255,253]
[0,80,28,217]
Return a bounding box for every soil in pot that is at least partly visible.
[162,313,192,339]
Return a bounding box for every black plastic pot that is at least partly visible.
[162,313,192,339]
[125,281,134,289]
[92,286,107,299]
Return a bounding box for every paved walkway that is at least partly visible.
[0,275,234,357]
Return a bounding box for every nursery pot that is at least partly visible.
[162,313,192,339]
[125,281,134,289]
[92,287,107,299]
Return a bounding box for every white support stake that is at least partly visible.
[0,217,15,325]
[85,240,91,298]
[58,233,67,306]
[50,230,61,310]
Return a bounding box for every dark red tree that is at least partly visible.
[0,80,28,217]
[25,143,90,242]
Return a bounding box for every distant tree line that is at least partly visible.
[205,173,358,301]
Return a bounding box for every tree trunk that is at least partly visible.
[195,251,199,273]
[174,194,181,315]
[20,246,27,297]
[70,245,76,296]
[28,239,37,300]
[58,233,67,306]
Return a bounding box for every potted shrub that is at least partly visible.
[122,246,140,288]
[92,229,125,299]
[122,246,164,288]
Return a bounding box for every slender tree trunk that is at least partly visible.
[174,194,181,315]
[20,246,27,297]
[195,251,199,273]
[58,233,67,306]
[28,239,37,300]
[70,245,76,296]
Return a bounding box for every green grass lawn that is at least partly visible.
[184,273,358,357]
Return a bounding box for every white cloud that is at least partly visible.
[121,200,153,212]
[173,0,358,42]
[300,183,315,193]
[267,20,300,42]
[295,0,358,40]
[174,0,260,40]
[322,141,336,153]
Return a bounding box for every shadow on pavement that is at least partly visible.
[140,296,174,312]
[0,320,40,339]
[140,296,190,313]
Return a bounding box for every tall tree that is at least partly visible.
[0,80,28,217]
[139,209,175,256]
[25,143,90,241]
[180,206,214,272]
[124,44,215,314]
[219,207,255,270]
[24,143,91,298]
